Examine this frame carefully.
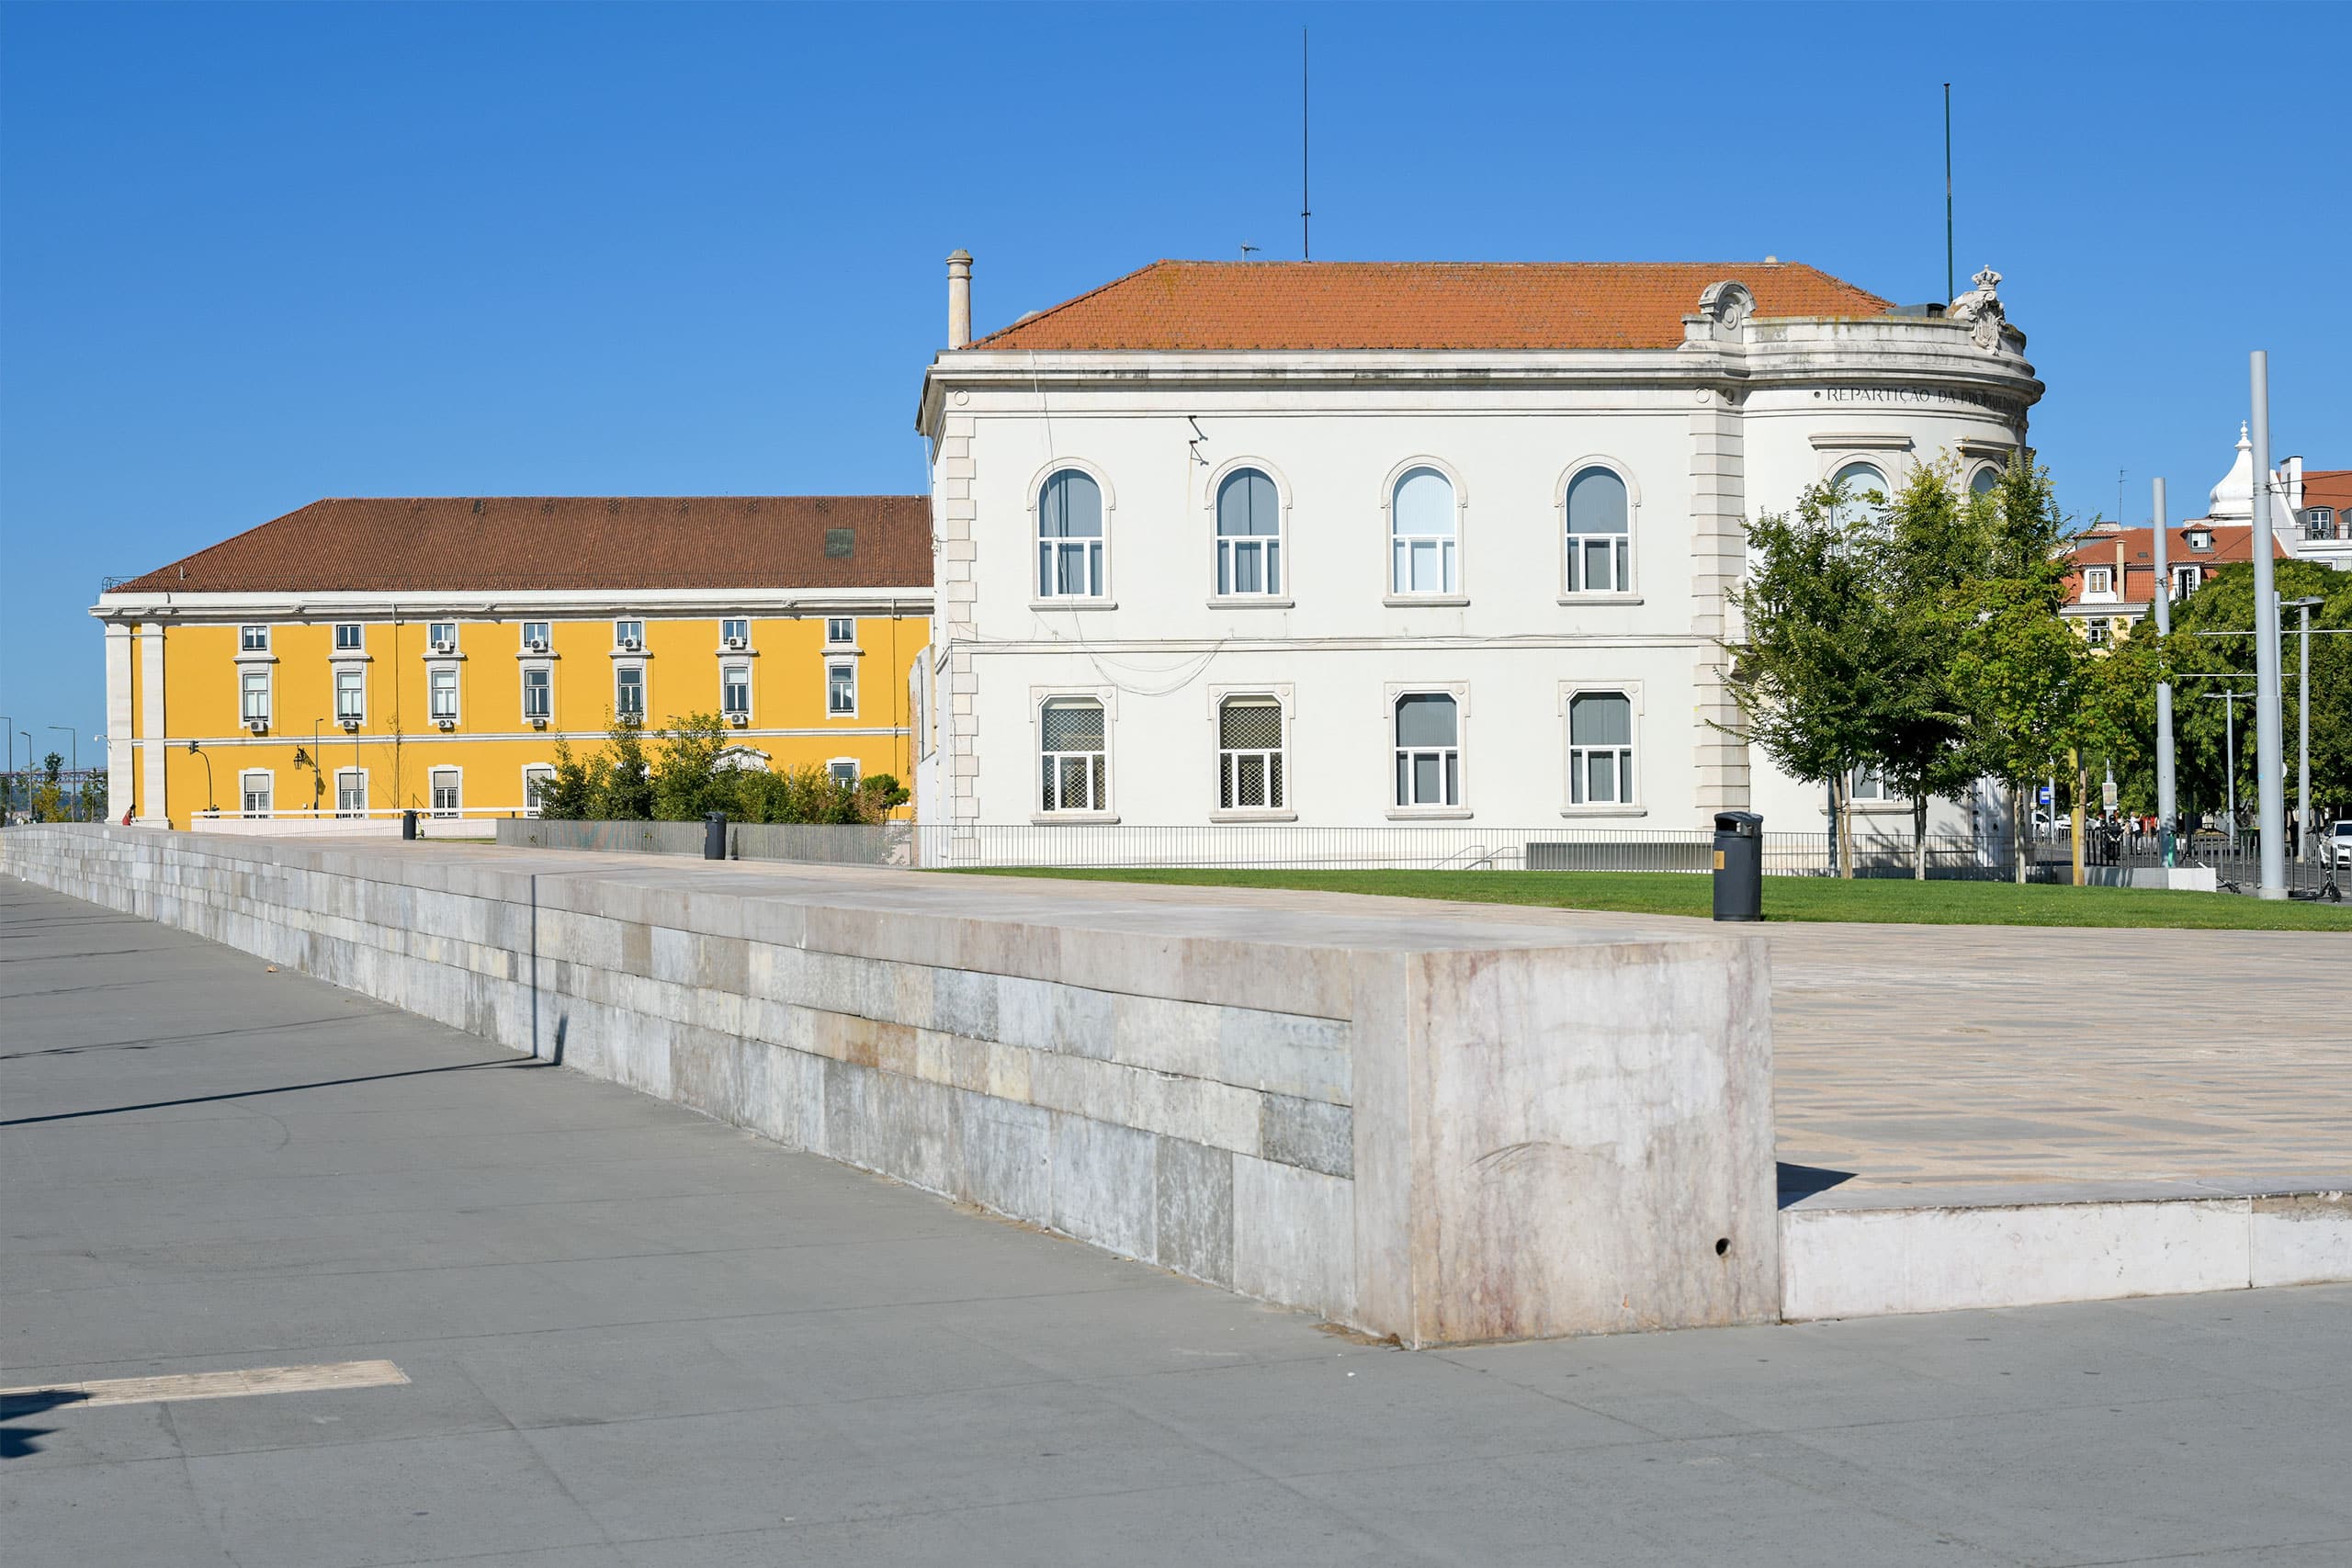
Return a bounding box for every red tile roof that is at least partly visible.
[968,260,1894,353]
[109,496,933,595]
[2064,525,2281,607]
[2302,469,2351,512]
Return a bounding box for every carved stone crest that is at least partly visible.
[1696,279,1754,334]
[1947,266,2007,349]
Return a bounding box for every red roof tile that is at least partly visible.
[968,260,1894,353]
[109,496,933,596]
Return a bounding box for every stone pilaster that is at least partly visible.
[931,413,981,827]
[1689,399,1749,815]
[140,624,167,825]
[104,622,132,823]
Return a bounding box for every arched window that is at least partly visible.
[1038,469,1104,598]
[1217,697,1284,810]
[1394,693,1460,807]
[1828,461,1891,527]
[1968,466,2000,497]
[1564,467,1630,593]
[1216,468,1281,596]
[1390,467,1456,594]
[1039,698,1107,813]
[1567,692,1634,806]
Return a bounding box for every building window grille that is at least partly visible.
[1037,469,1105,598]
[1216,468,1282,596]
[1564,467,1630,593]
[523,665,551,720]
[334,622,363,652]
[240,625,269,652]
[615,664,645,720]
[1039,699,1107,813]
[241,670,271,724]
[1217,698,1284,810]
[430,768,461,818]
[428,666,458,723]
[240,772,272,818]
[335,770,367,819]
[1568,692,1634,806]
[334,668,365,723]
[1390,467,1456,594]
[1394,693,1460,807]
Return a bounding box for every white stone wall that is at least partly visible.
[920,310,2040,840]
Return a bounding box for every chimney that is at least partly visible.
[946,250,973,350]
[2284,455,2304,514]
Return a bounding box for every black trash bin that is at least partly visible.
[401,809,418,841]
[1712,810,1762,922]
[703,811,728,861]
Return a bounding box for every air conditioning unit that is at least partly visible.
[621,637,643,652]
[247,717,269,734]
[530,716,548,730]
[728,712,749,727]
[435,717,456,731]
[430,639,455,655]
[340,717,360,732]
[724,636,747,650]
[526,639,548,653]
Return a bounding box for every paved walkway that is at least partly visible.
[7,875,2352,1567]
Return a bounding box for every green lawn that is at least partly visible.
[952,866,2352,931]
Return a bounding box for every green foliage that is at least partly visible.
[531,710,910,826]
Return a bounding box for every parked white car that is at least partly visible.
[2331,819,2352,871]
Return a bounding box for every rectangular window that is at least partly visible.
[722,663,751,718]
[1568,692,1634,806]
[615,664,645,720]
[2086,620,2112,649]
[1849,762,1888,802]
[523,764,556,818]
[2306,507,2336,541]
[523,664,552,720]
[240,771,272,818]
[828,759,860,787]
[1039,699,1107,814]
[2083,567,2113,598]
[334,769,367,819]
[826,616,854,646]
[240,670,271,724]
[430,768,460,818]
[522,620,551,651]
[240,625,269,652]
[1394,693,1460,808]
[614,619,644,649]
[428,666,458,723]
[427,621,458,651]
[2172,566,2200,600]
[1217,698,1284,811]
[827,661,856,716]
[334,623,363,651]
[721,617,750,647]
[334,668,365,723]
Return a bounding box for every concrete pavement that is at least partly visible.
[6,874,2350,1566]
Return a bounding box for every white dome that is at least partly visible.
[2207,423,2255,520]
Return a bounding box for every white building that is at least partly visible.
[911,257,2042,847]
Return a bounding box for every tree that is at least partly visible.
[1724,478,1904,876]
[531,709,911,827]
[1879,462,1983,876]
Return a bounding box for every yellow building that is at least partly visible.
[95,496,933,827]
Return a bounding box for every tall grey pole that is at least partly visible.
[2297,599,2313,865]
[2247,352,2288,897]
[2152,478,2176,865]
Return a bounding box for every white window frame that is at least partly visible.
[721,617,752,649]
[1826,461,1893,529]
[426,621,458,651]
[521,620,552,652]
[1388,685,1468,817]
[239,770,272,818]
[613,619,645,651]
[240,669,272,726]
[1212,690,1292,818]
[823,616,855,647]
[1383,457,1465,604]
[334,767,368,819]
[1030,461,1114,605]
[522,662,553,723]
[2171,565,2200,601]
[722,661,752,721]
[2081,566,2116,602]
[826,757,861,788]
[1205,459,1291,604]
[1561,683,1643,815]
[1558,459,1639,601]
[614,662,646,722]
[334,666,367,725]
[2086,619,2112,649]
[429,767,462,819]
[522,763,556,818]
[428,664,459,725]
[826,660,857,717]
[333,622,364,653]
[1033,689,1115,821]
[240,624,270,653]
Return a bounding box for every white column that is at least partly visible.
[140,624,167,824]
[104,622,133,822]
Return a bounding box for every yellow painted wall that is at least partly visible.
[138,611,922,826]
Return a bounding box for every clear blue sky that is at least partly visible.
[5,1,2346,761]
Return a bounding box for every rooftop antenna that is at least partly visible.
[1301,28,1311,260]
[1943,83,1954,302]
[1240,243,1260,258]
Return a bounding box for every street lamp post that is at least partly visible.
[2282,596,2322,865]
[2151,479,2177,866]
[2205,690,2252,854]
[2247,352,2287,897]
